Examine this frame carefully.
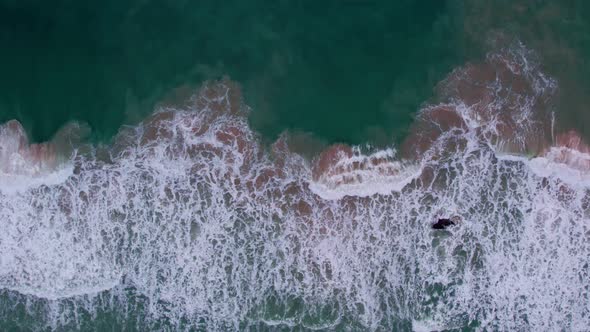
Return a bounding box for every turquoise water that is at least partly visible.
[2,1,590,331]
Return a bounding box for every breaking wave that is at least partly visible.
[1,42,590,331]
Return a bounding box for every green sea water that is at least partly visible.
[2,1,589,145]
[2,1,590,331]
[2,0,463,146]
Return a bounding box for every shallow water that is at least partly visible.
[2,1,590,331]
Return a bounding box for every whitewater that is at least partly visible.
[1,41,589,331]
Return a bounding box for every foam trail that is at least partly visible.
[0,45,589,331]
[309,145,422,199]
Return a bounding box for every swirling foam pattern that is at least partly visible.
[1,44,589,331]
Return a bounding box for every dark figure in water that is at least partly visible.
[432,218,456,230]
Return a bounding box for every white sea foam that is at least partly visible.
[0,119,75,194]
[411,317,447,332]
[0,47,589,331]
[0,165,74,195]
[309,147,423,199]
[528,149,590,188]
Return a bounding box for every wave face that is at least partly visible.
[1,44,590,331]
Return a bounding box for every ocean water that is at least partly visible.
[2,1,590,331]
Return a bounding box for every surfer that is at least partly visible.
[432,216,461,230]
